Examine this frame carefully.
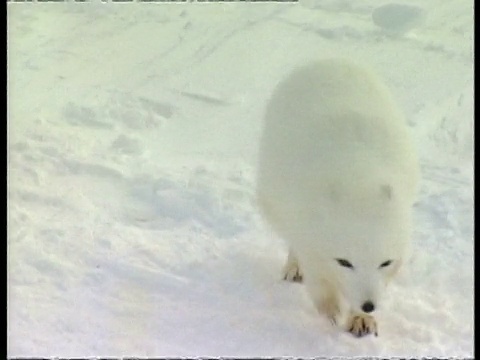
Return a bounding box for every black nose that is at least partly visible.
[362,301,375,313]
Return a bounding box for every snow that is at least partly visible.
[7,0,473,357]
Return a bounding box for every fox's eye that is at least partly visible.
[336,259,354,269]
[379,260,393,268]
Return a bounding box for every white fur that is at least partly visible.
[256,58,419,335]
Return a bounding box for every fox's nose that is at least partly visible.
[361,301,375,313]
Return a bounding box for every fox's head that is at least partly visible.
[330,255,403,313]
[319,188,413,314]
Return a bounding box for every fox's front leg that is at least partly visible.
[282,249,303,283]
[306,279,343,325]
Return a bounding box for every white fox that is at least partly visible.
[256,58,419,337]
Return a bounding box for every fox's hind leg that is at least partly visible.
[282,249,303,282]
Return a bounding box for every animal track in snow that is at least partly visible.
[122,168,252,238]
[63,102,113,129]
[106,92,176,130]
[110,134,143,156]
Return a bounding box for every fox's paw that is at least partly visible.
[282,252,303,283]
[319,297,341,326]
[283,262,303,282]
[326,308,339,326]
[347,313,378,337]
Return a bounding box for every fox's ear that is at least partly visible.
[380,184,393,200]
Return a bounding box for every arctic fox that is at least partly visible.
[256,58,419,337]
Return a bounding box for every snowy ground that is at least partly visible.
[7,1,473,357]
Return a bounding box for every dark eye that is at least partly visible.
[379,260,393,268]
[336,259,354,269]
